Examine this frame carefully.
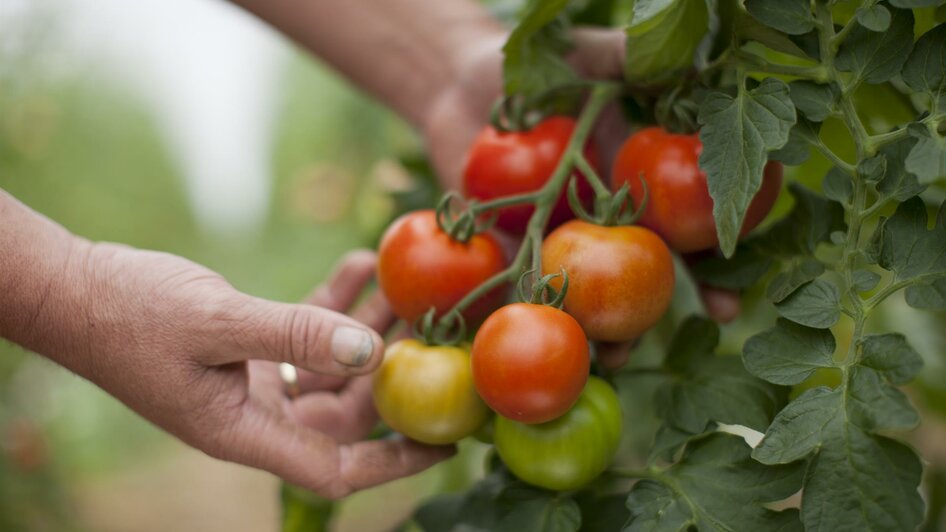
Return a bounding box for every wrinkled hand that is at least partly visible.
[67,245,451,499]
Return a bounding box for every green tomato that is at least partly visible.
[493,376,622,491]
[373,339,490,445]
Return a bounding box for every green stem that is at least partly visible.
[574,153,610,201]
[733,50,828,81]
[434,83,621,327]
[472,192,544,213]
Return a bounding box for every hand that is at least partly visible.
[58,245,452,499]
[422,28,630,192]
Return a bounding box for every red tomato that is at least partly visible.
[542,220,675,342]
[377,210,506,323]
[612,127,783,253]
[471,303,590,424]
[462,116,596,234]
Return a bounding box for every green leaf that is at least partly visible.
[690,247,774,290]
[744,0,815,35]
[852,269,882,291]
[502,0,576,98]
[415,471,508,531]
[774,278,842,328]
[770,117,820,165]
[698,78,796,257]
[754,364,925,532]
[624,0,710,83]
[836,6,915,84]
[789,81,839,122]
[857,152,888,183]
[901,22,946,91]
[821,167,853,204]
[906,276,946,308]
[414,494,466,532]
[855,4,892,31]
[624,434,804,532]
[860,334,924,384]
[877,197,946,282]
[905,124,946,183]
[743,319,837,385]
[766,258,826,302]
[649,424,697,463]
[497,487,581,532]
[877,137,927,199]
[281,484,334,532]
[624,481,693,532]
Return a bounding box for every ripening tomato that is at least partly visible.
[494,376,622,491]
[462,116,596,234]
[471,303,590,424]
[377,210,506,323]
[542,220,675,342]
[373,340,490,445]
[612,127,783,253]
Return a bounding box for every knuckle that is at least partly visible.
[286,308,329,369]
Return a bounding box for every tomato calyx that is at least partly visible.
[567,174,649,227]
[516,268,569,310]
[413,306,468,347]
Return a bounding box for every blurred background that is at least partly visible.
[2,0,946,531]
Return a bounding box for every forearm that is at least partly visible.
[0,190,92,367]
[231,0,503,128]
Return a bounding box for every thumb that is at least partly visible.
[202,294,385,375]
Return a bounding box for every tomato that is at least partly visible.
[542,220,675,342]
[612,126,783,253]
[471,303,590,424]
[494,376,622,491]
[462,116,596,234]
[372,339,490,445]
[377,210,506,323]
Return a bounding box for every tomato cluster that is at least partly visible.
[373,120,781,492]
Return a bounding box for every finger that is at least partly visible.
[569,27,626,80]
[213,401,454,499]
[205,294,384,375]
[290,376,378,443]
[297,371,348,393]
[306,250,378,311]
[350,289,397,335]
[699,286,742,324]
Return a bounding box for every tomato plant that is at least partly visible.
[377,209,506,323]
[471,303,590,424]
[354,2,946,531]
[493,376,622,491]
[612,126,783,253]
[463,116,596,234]
[542,220,675,342]
[372,339,489,445]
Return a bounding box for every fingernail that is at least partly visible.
[331,326,374,366]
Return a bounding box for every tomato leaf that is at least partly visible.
[767,258,827,303]
[788,81,839,122]
[497,487,581,532]
[836,5,915,85]
[770,117,820,165]
[875,197,946,284]
[743,319,837,385]
[623,0,710,83]
[575,493,630,532]
[860,334,924,384]
[657,317,790,435]
[822,167,854,204]
[751,184,846,258]
[698,78,796,257]
[889,0,946,7]
[414,471,508,531]
[774,278,842,329]
[902,22,946,92]
[852,268,882,291]
[744,0,815,35]
[905,123,946,183]
[855,3,892,32]
[502,0,577,98]
[753,359,924,531]
[877,138,927,200]
[625,434,805,532]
